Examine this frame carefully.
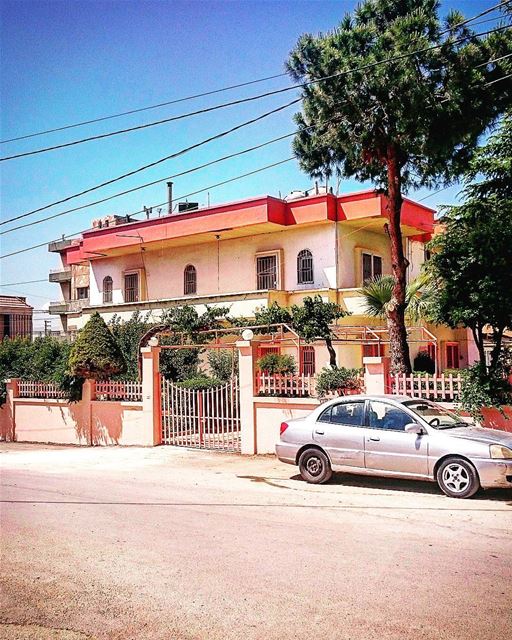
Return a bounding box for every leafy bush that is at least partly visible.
[69,312,126,379]
[176,375,223,390]
[257,353,296,375]
[413,350,435,374]
[459,360,512,420]
[316,367,363,399]
[207,349,238,381]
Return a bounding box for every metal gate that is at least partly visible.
[161,377,241,451]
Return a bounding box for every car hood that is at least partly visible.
[443,426,512,447]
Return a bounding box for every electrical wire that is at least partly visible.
[1,279,48,286]
[439,0,511,36]
[0,156,294,260]
[0,98,299,229]
[1,24,509,163]
[2,3,509,147]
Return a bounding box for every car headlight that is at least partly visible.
[489,444,512,459]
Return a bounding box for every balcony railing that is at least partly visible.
[49,299,89,314]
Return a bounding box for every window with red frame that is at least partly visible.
[258,345,280,358]
[362,343,384,358]
[300,346,316,375]
[445,343,459,369]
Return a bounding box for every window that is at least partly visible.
[256,255,278,290]
[297,249,313,285]
[319,401,364,427]
[103,276,113,304]
[76,287,89,300]
[362,252,383,283]
[300,346,316,375]
[445,343,459,369]
[184,265,197,295]
[124,273,139,303]
[362,343,384,358]
[368,401,412,431]
[258,345,280,358]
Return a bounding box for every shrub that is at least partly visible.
[176,375,223,390]
[257,353,296,375]
[413,350,435,374]
[207,349,238,381]
[316,367,363,399]
[459,360,512,420]
[69,312,126,379]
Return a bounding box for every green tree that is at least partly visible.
[69,312,126,379]
[291,295,347,367]
[286,0,511,372]
[428,115,512,373]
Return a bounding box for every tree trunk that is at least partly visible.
[385,144,412,374]
[471,323,486,370]
[325,337,337,368]
[489,325,505,373]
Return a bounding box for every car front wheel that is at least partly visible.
[436,457,480,498]
[298,448,332,484]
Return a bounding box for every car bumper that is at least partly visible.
[473,459,512,489]
[275,442,299,465]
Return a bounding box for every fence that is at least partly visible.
[18,380,68,399]
[392,372,463,402]
[95,380,143,402]
[255,372,317,397]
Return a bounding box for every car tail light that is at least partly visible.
[280,422,289,436]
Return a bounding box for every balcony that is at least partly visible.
[48,238,75,253]
[49,299,89,314]
[49,267,72,283]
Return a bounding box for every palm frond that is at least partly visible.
[358,275,394,318]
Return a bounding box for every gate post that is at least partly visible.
[363,356,391,394]
[141,346,161,446]
[236,338,257,455]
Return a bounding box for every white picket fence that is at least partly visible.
[18,380,68,399]
[392,373,463,402]
[256,372,317,397]
[95,380,143,402]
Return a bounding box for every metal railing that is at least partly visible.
[392,373,463,402]
[95,380,143,402]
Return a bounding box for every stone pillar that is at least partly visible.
[363,356,391,395]
[1,378,19,442]
[236,339,258,455]
[141,346,161,446]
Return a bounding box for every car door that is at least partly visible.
[313,400,365,468]
[364,400,429,476]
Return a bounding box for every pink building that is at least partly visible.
[48,188,469,371]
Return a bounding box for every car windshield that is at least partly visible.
[402,400,470,430]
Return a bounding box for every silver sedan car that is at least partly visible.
[275,395,512,498]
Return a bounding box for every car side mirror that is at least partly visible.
[405,423,425,435]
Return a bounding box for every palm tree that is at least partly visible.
[359,273,435,324]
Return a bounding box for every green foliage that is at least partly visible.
[291,295,346,341]
[69,312,126,379]
[428,116,512,371]
[257,353,297,375]
[253,303,293,331]
[459,360,512,420]
[109,312,153,380]
[413,350,435,374]
[358,274,435,322]
[316,367,363,399]
[176,375,223,390]
[207,349,238,381]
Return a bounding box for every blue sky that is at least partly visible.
[0,0,500,329]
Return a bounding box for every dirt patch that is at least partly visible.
[0,622,94,640]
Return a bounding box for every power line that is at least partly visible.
[2,3,508,147]
[1,279,47,286]
[0,156,294,260]
[0,99,299,230]
[0,73,287,145]
[439,0,511,36]
[1,24,509,163]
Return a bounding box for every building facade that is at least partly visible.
[48,189,469,371]
[0,295,33,340]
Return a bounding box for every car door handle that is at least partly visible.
[368,436,380,442]
[315,429,325,435]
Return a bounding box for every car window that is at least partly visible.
[318,406,332,422]
[368,401,412,431]
[328,401,364,427]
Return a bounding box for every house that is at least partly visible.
[48,187,470,371]
[0,295,33,340]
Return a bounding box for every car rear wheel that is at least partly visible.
[298,448,332,484]
[436,457,480,498]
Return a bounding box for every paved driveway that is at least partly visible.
[1,443,511,640]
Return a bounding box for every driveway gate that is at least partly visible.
[161,377,241,452]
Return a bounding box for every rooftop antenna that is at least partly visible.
[207,192,211,207]
[166,181,173,215]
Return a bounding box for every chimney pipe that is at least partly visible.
[167,181,173,215]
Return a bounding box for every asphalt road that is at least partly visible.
[1,443,511,640]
